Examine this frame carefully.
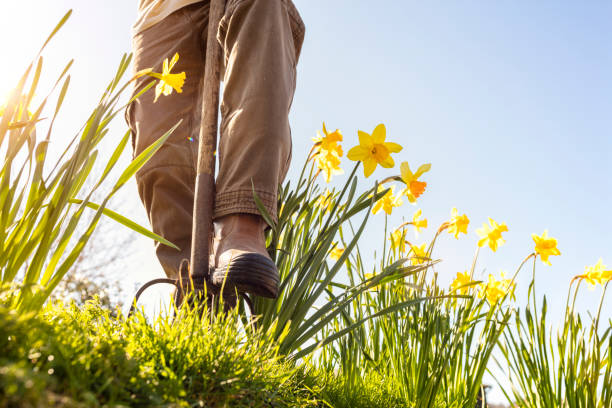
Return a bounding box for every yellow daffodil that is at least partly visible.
[314,188,335,213]
[448,207,469,239]
[579,259,612,289]
[313,122,343,158]
[450,271,474,295]
[478,272,515,304]
[412,209,428,235]
[372,185,403,215]
[532,230,561,266]
[400,162,431,203]
[476,217,508,252]
[389,228,408,255]
[315,152,343,183]
[346,124,402,177]
[478,276,506,304]
[147,53,187,102]
[410,243,429,266]
[312,122,344,182]
[329,244,345,262]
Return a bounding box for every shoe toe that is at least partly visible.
[211,252,279,298]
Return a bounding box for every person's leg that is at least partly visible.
[126,2,209,279]
[210,0,305,298]
[214,0,305,221]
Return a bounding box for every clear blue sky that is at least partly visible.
[2,1,611,402]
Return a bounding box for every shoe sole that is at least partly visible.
[210,253,279,299]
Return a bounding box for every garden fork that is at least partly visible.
[129,0,256,319]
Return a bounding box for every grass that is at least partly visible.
[0,298,413,408]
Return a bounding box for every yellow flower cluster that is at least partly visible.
[579,259,612,289]
[450,271,514,304]
[307,122,607,299]
[312,123,344,183]
[410,243,429,266]
[372,185,403,215]
[478,273,516,304]
[450,271,473,295]
[307,123,435,220]
[476,218,508,252]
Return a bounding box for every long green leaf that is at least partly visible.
[68,199,179,250]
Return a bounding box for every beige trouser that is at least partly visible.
[125,0,305,278]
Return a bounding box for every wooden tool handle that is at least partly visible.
[190,0,226,280]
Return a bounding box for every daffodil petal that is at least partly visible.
[384,142,403,153]
[371,123,386,144]
[154,82,163,102]
[379,154,395,168]
[400,162,413,183]
[363,158,377,177]
[347,145,369,161]
[169,52,180,70]
[372,200,382,214]
[357,130,373,149]
[414,163,432,178]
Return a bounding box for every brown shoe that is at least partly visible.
[210,214,279,299]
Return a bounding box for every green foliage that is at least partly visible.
[251,162,431,358]
[312,225,512,408]
[0,11,176,313]
[498,263,611,408]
